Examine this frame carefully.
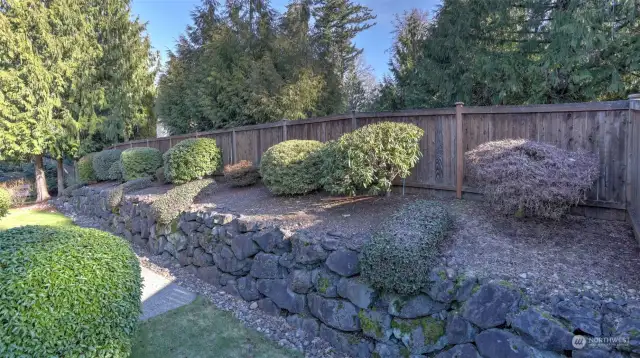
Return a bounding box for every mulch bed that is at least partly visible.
[125,179,640,299]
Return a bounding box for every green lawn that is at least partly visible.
[131,297,302,358]
[0,208,73,230]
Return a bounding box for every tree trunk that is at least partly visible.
[56,158,65,196]
[34,155,51,202]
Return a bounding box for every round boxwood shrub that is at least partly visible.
[92,149,122,181]
[0,187,10,217]
[0,226,141,357]
[320,122,424,196]
[260,140,325,195]
[121,147,163,181]
[108,160,123,181]
[78,153,97,183]
[163,138,222,184]
[465,139,599,219]
[360,200,451,295]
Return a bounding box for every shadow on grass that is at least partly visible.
[131,296,303,358]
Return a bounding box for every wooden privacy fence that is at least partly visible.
[112,98,640,228]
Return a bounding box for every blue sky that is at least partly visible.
[131,0,441,80]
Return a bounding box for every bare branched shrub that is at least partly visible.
[224,160,260,187]
[465,139,599,219]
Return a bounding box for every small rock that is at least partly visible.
[249,302,258,310]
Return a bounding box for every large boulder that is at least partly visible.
[292,232,328,265]
[436,343,482,358]
[288,270,313,294]
[461,283,521,329]
[553,299,603,337]
[252,228,291,254]
[475,329,561,358]
[388,294,448,319]
[311,268,340,298]
[359,309,393,342]
[325,249,360,277]
[237,276,262,301]
[196,266,223,286]
[308,293,360,332]
[391,316,447,354]
[250,252,286,279]
[230,234,260,260]
[319,324,373,358]
[510,308,574,352]
[446,314,478,345]
[337,277,376,309]
[256,279,306,314]
[212,246,252,275]
[192,247,214,267]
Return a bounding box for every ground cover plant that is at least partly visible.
[150,179,214,225]
[224,160,260,187]
[78,153,98,183]
[92,149,122,181]
[121,147,163,181]
[107,177,155,210]
[465,139,599,219]
[163,138,222,184]
[360,200,451,295]
[260,140,324,195]
[320,122,424,196]
[0,226,141,357]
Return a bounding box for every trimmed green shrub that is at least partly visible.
[155,167,165,183]
[224,160,260,187]
[78,153,97,183]
[163,138,222,184]
[107,177,154,210]
[320,122,424,196]
[92,149,122,181]
[121,147,163,181]
[0,226,141,357]
[108,160,123,181]
[0,187,10,217]
[360,200,451,295]
[151,179,214,225]
[260,140,324,195]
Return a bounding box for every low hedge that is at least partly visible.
[260,140,324,195]
[150,179,214,225]
[163,138,222,184]
[92,149,122,181]
[320,122,424,196]
[107,177,154,210]
[0,226,141,357]
[121,147,163,181]
[0,187,10,217]
[78,153,97,183]
[360,200,451,295]
[224,160,260,187]
[108,160,123,181]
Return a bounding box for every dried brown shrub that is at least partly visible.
[465,139,599,219]
[224,160,260,187]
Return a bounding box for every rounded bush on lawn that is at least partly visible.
[320,121,424,196]
[0,187,10,217]
[465,139,599,219]
[0,226,141,357]
[108,160,123,181]
[78,153,97,183]
[92,149,122,181]
[163,138,222,184]
[224,160,260,187]
[260,140,324,195]
[121,147,163,181]
[360,200,451,295]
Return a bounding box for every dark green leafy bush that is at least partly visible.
[121,147,163,181]
[260,140,324,195]
[78,153,97,183]
[224,160,260,187]
[360,200,451,295]
[151,179,214,225]
[107,177,154,210]
[108,160,123,181]
[0,226,141,357]
[320,122,424,196]
[92,149,122,181]
[0,187,10,217]
[163,138,222,184]
[465,139,600,219]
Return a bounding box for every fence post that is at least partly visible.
[455,102,465,199]
[627,94,640,208]
[282,120,288,141]
[232,129,237,164]
[351,110,357,131]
